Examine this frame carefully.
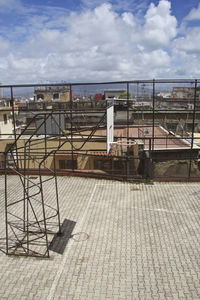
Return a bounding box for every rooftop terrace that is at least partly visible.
[83,125,195,150]
[0,175,199,299]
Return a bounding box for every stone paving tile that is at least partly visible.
[0,176,199,299]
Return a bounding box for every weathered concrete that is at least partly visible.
[153,160,200,177]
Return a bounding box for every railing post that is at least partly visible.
[126,82,130,179]
[151,80,156,180]
[10,86,19,170]
[53,152,62,235]
[188,79,197,179]
[152,79,155,152]
[70,84,74,172]
[148,138,152,180]
[4,153,8,254]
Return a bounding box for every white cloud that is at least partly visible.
[173,27,200,54]
[0,0,200,83]
[122,12,137,27]
[185,3,200,21]
[143,0,177,48]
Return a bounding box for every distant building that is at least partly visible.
[104,89,126,99]
[172,86,200,99]
[95,93,103,100]
[157,91,172,98]
[34,86,70,102]
[0,107,13,138]
[156,86,200,109]
[132,101,152,110]
[0,98,10,107]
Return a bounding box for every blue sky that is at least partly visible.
[0,0,200,83]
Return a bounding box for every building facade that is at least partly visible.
[34,86,70,102]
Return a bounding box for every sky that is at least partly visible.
[0,0,200,84]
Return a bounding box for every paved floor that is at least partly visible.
[0,176,200,299]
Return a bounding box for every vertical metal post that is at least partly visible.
[151,79,155,180]
[70,84,74,171]
[53,152,61,234]
[39,165,49,257]
[149,138,152,155]
[148,138,152,180]
[126,82,130,179]
[4,153,8,254]
[188,79,197,179]
[10,87,19,170]
[26,141,31,255]
[44,113,47,158]
[126,82,130,143]
[59,113,61,147]
[152,79,155,152]
[23,143,26,232]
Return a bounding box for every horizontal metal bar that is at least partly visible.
[1,78,200,88]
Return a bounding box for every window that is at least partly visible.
[37,94,44,101]
[53,93,59,100]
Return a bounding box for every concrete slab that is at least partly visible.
[0,176,199,299]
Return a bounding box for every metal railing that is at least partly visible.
[1,79,200,257]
